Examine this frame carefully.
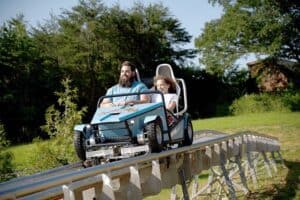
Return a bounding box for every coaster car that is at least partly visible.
[73,64,193,165]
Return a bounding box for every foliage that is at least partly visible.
[197,0,300,76]
[180,66,255,118]
[28,78,87,173]
[33,0,195,110]
[281,89,300,111]
[0,122,16,182]
[0,17,61,143]
[229,93,290,115]
[1,0,195,143]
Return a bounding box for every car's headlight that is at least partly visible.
[137,133,146,144]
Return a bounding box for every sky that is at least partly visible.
[0,0,223,47]
[0,0,232,65]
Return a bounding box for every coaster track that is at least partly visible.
[0,130,283,200]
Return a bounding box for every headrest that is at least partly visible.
[156,64,176,81]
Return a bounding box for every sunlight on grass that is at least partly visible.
[4,141,46,173]
[4,112,300,199]
[7,144,33,165]
[193,112,300,162]
[193,112,300,131]
[146,113,300,199]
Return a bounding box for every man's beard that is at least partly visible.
[119,75,134,87]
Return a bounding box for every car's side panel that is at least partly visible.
[170,119,185,140]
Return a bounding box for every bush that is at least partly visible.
[230,93,290,115]
[27,78,87,174]
[281,90,300,111]
[28,138,75,173]
[0,122,16,182]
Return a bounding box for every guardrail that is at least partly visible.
[0,130,283,200]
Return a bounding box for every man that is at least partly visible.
[101,61,149,107]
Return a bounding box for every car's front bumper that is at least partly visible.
[86,144,149,159]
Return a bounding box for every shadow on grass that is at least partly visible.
[248,160,300,199]
[272,160,300,199]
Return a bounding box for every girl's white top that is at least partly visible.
[151,93,178,111]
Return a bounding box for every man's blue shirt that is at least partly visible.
[105,81,148,102]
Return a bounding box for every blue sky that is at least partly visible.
[4,1,262,67]
[0,0,223,50]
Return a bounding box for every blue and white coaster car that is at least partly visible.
[73,64,193,164]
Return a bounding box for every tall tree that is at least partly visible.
[33,0,110,111]
[0,17,51,142]
[33,0,195,112]
[0,0,195,142]
[195,0,300,76]
[104,2,195,75]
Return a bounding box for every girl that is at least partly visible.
[152,75,178,112]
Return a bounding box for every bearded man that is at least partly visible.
[101,61,149,107]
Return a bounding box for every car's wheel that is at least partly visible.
[74,131,86,161]
[145,118,163,153]
[183,118,193,146]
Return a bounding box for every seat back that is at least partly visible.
[156,64,176,80]
[135,68,141,82]
[155,64,187,116]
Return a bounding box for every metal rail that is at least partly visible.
[0,162,82,190]
[0,130,282,200]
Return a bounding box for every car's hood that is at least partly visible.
[91,102,163,124]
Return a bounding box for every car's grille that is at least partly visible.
[103,135,132,142]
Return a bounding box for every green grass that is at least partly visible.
[4,141,45,176]
[5,112,300,199]
[193,112,300,199]
[193,112,300,162]
[8,144,34,164]
[193,112,300,131]
[146,112,300,199]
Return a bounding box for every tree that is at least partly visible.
[105,2,196,74]
[0,122,16,182]
[0,0,195,143]
[33,0,195,115]
[195,0,300,76]
[28,78,87,173]
[0,17,53,142]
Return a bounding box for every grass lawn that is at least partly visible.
[4,140,48,176]
[146,112,300,199]
[5,112,300,199]
[193,112,300,162]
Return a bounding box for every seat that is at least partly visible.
[135,68,141,82]
[155,64,188,116]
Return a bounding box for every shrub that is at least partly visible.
[281,90,300,111]
[230,93,290,115]
[0,122,16,182]
[27,78,87,173]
